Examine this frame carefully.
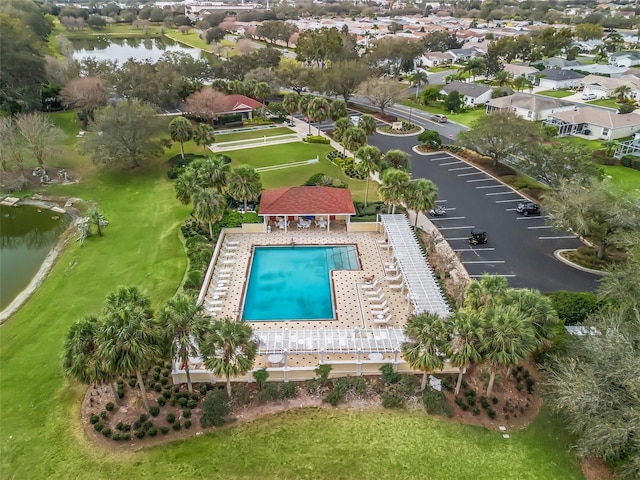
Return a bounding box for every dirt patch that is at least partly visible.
[581,457,615,480]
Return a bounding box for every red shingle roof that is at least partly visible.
[259,187,356,216]
[223,94,265,113]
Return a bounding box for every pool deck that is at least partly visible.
[200,229,414,369]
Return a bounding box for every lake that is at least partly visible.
[71,36,205,64]
[0,205,69,310]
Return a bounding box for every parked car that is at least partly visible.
[516,201,541,216]
[582,93,597,101]
[432,114,447,123]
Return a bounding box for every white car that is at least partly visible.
[582,93,597,100]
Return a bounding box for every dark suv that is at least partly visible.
[516,201,541,216]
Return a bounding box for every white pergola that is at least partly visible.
[379,214,451,318]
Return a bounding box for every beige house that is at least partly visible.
[581,75,640,99]
[503,64,538,80]
[485,93,576,121]
[545,106,640,140]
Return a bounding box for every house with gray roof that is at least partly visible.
[447,48,483,63]
[485,93,576,121]
[536,68,585,90]
[440,81,493,107]
[537,57,583,69]
[609,51,640,68]
[544,106,640,140]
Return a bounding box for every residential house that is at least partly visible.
[609,51,640,68]
[485,93,576,121]
[447,47,483,63]
[536,68,585,90]
[440,81,493,107]
[581,74,640,99]
[544,106,640,140]
[537,57,583,69]
[503,64,538,80]
[419,51,455,68]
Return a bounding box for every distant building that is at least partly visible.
[440,81,493,107]
[536,68,585,90]
[485,93,575,121]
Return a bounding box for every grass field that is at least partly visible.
[398,99,487,127]
[537,90,573,98]
[602,165,640,198]
[587,98,619,109]
[555,136,603,151]
[0,111,585,479]
[215,126,294,143]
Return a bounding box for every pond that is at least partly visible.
[0,205,70,311]
[71,36,205,64]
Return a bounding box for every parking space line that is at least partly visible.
[470,274,516,278]
[505,208,517,211]
[463,260,506,264]
[439,225,476,230]
[454,248,495,252]
[539,235,577,240]
[435,199,447,203]
[516,216,548,220]
[528,226,553,229]
[458,172,485,177]
[466,178,494,183]
[495,199,525,203]
[439,161,462,166]
[476,185,504,189]
[486,191,518,196]
[430,157,449,161]
[430,216,466,221]
[445,237,468,241]
[448,167,474,172]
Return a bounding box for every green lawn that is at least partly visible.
[555,136,604,151]
[52,21,165,38]
[587,98,619,109]
[398,99,487,127]
[602,165,640,198]
[215,126,294,143]
[537,90,573,98]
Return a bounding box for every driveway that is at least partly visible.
[366,135,600,292]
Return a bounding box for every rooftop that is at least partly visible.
[259,186,356,216]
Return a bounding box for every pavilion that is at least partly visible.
[258,186,357,232]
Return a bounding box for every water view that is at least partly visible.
[71,36,204,64]
[0,205,69,310]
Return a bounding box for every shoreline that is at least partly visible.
[0,198,81,324]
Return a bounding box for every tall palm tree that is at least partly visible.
[512,76,530,92]
[158,293,211,393]
[503,289,558,349]
[63,315,119,403]
[463,274,508,311]
[447,309,484,395]
[379,168,410,214]
[282,92,300,122]
[464,57,486,81]
[404,178,438,227]
[193,123,215,151]
[383,149,410,171]
[614,84,631,103]
[175,168,199,205]
[332,117,352,143]
[253,82,272,108]
[494,70,512,87]
[193,187,226,239]
[307,96,330,134]
[402,312,448,391]
[98,286,164,412]
[198,155,231,193]
[341,125,366,156]
[409,70,429,100]
[329,100,347,121]
[168,116,193,160]
[298,95,312,134]
[202,317,257,396]
[482,304,537,396]
[357,114,377,138]
[356,145,382,208]
[228,166,262,212]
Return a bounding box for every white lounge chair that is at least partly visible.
[385,273,402,282]
[364,287,383,297]
[389,282,404,290]
[374,314,392,324]
[370,301,388,310]
[361,279,379,290]
[368,294,385,303]
[224,240,239,246]
[371,306,390,316]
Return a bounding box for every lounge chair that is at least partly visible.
[368,294,385,303]
[385,273,402,282]
[364,287,383,297]
[374,314,392,325]
[370,301,388,310]
[224,240,239,246]
[371,306,390,316]
[389,282,404,290]
[361,279,379,290]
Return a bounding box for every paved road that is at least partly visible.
[366,135,600,293]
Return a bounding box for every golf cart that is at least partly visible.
[429,205,446,217]
[468,229,488,245]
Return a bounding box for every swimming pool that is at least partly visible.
[242,245,360,321]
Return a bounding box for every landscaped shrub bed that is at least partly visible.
[304,172,348,188]
[303,135,330,144]
[166,153,207,179]
[378,122,421,135]
[326,151,365,179]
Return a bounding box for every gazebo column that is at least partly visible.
[283,350,288,382]
[356,349,362,376]
[320,350,325,364]
[393,348,400,372]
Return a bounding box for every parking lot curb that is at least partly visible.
[553,249,608,276]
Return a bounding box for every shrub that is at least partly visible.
[153,373,160,381]
[143,421,153,431]
[281,382,297,399]
[166,153,205,179]
[147,427,157,437]
[480,396,490,409]
[232,385,252,406]
[492,397,498,405]
[547,291,601,325]
[303,135,330,144]
[184,420,192,429]
[112,433,121,441]
[102,427,112,437]
[128,378,137,387]
[166,413,176,424]
[253,368,269,389]
[90,415,100,425]
[160,426,170,435]
[157,397,166,406]
[199,383,213,396]
[200,389,231,427]
[381,390,406,409]
[105,402,114,412]
[177,397,188,407]
[100,411,108,420]
[182,409,192,418]
[257,383,280,403]
[486,407,497,419]
[423,387,454,418]
[380,364,400,385]
[94,422,104,432]
[134,429,145,439]
[441,376,454,392]
[417,129,442,148]
[187,399,198,409]
[139,414,149,423]
[172,422,182,431]
[315,364,333,386]
[153,383,162,393]
[133,420,142,430]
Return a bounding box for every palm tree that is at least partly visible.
[307,96,330,134]
[253,82,272,108]
[193,187,226,239]
[356,145,382,208]
[89,208,105,237]
[228,166,262,212]
[404,178,438,227]
[174,168,199,205]
[329,100,347,121]
[379,168,410,214]
[198,155,231,193]
[98,286,164,412]
[341,126,366,156]
[503,289,558,349]
[463,274,508,311]
[464,57,486,81]
[357,114,377,138]
[298,95,312,134]
[158,293,211,393]
[168,116,193,160]
[402,312,448,391]
[202,317,257,396]
[614,84,631,103]
[383,149,410,171]
[512,76,530,92]
[494,70,512,87]
[409,70,429,100]
[601,140,619,156]
[447,309,484,395]
[482,304,537,396]
[193,123,215,151]
[332,117,352,143]
[282,92,300,122]
[63,315,119,403]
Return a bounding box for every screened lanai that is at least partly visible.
[379,214,451,318]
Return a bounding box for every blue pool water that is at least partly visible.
[242,245,360,321]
